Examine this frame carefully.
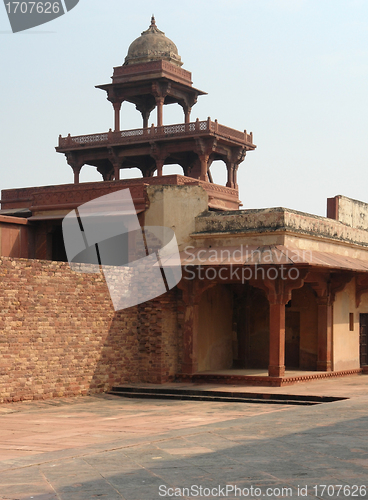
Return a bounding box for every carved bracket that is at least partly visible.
[356,274,368,307]
[330,272,354,302]
[263,268,309,305]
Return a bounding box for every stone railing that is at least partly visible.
[57,118,255,150]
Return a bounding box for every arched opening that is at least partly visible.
[208,159,227,186]
[163,103,186,125]
[120,101,147,131]
[287,284,318,369]
[119,167,143,180]
[232,284,269,369]
[79,167,103,183]
[161,164,184,176]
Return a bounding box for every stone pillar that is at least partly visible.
[263,271,308,377]
[66,155,83,185]
[113,101,122,132]
[233,164,239,189]
[114,165,120,181]
[156,97,165,127]
[226,163,235,188]
[317,296,333,371]
[136,104,154,130]
[268,300,286,377]
[143,114,149,129]
[156,159,164,177]
[184,107,191,124]
[73,165,81,184]
[199,154,209,182]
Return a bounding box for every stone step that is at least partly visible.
[109,386,347,406]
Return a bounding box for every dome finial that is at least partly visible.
[141,14,164,36]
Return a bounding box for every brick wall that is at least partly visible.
[137,290,179,384]
[0,257,180,403]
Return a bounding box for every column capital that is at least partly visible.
[356,275,368,308]
[263,268,309,305]
[112,100,122,111]
[65,152,83,184]
[330,272,354,302]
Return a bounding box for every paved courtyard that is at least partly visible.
[1,375,368,499]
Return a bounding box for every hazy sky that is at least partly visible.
[1,0,367,216]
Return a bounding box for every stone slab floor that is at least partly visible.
[1,375,368,499]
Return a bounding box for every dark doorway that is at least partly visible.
[360,314,368,367]
[285,311,300,368]
[232,284,269,369]
[51,225,68,262]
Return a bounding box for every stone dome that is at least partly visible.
[124,16,183,67]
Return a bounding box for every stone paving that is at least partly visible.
[1,375,368,499]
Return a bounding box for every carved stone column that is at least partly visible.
[155,97,165,127]
[136,102,155,130]
[312,272,353,371]
[142,111,149,129]
[268,299,286,377]
[226,148,246,188]
[108,149,124,182]
[184,105,191,124]
[113,101,122,132]
[199,154,209,182]
[150,144,167,178]
[263,270,308,377]
[226,162,235,188]
[156,159,164,177]
[73,165,82,184]
[316,295,333,371]
[66,153,83,185]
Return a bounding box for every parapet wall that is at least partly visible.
[327,195,368,231]
[194,207,368,248]
[0,257,179,403]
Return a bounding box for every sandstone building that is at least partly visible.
[1,18,368,402]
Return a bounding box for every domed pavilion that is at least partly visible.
[56,16,256,208]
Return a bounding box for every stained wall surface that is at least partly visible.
[197,285,233,372]
[329,195,368,231]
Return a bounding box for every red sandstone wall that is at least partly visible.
[0,257,180,403]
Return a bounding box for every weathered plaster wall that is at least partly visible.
[193,208,368,257]
[144,185,208,251]
[330,195,368,231]
[197,285,233,371]
[333,279,360,371]
[357,291,368,314]
[0,257,179,403]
